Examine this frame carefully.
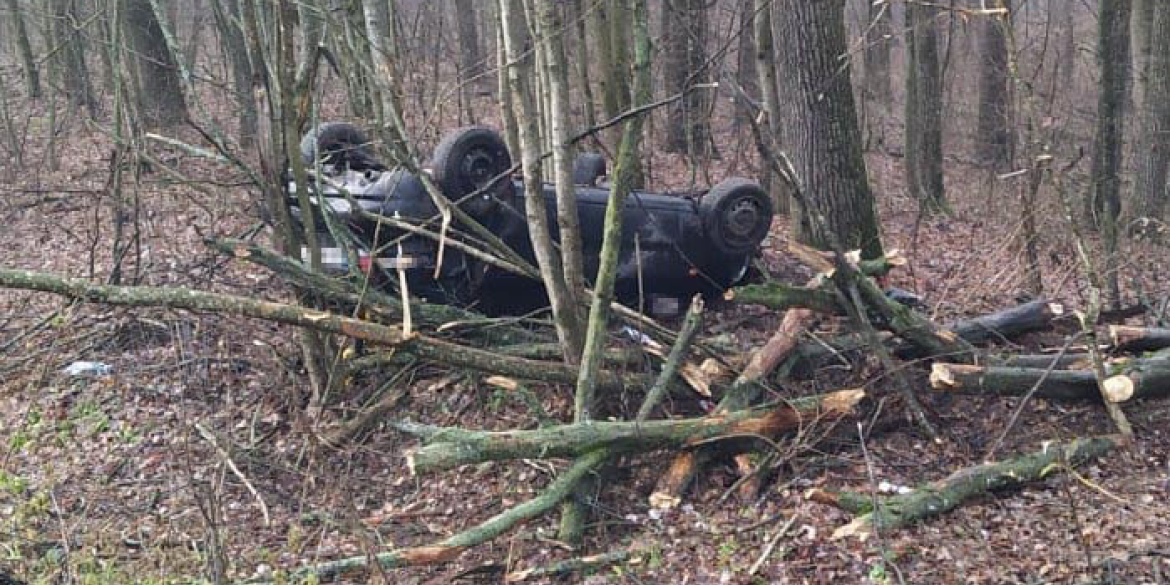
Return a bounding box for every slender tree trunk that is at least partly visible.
[905,2,945,212]
[863,0,891,106]
[500,0,584,361]
[1130,0,1153,113]
[975,0,1012,167]
[1133,1,1170,220]
[51,0,97,116]
[734,0,757,128]
[454,0,483,89]
[774,0,883,259]
[5,0,41,98]
[569,0,596,130]
[752,0,788,215]
[535,0,587,333]
[212,0,257,145]
[660,0,710,155]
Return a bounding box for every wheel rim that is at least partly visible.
[462,147,498,191]
[720,196,765,250]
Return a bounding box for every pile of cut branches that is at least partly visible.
[0,233,1152,582]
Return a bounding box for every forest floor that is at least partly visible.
[1,96,1169,585]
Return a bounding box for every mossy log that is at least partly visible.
[982,353,1093,370]
[930,361,1170,403]
[728,283,842,314]
[1110,325,1170,352]
[403,389,865,474]
[808,436,1118,538]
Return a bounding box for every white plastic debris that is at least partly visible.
[62,361,113,376]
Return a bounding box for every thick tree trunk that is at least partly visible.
[975,1,1012,167]
[121,0,187,127]
[773,0,883,259]
[1132,1,1170,220]
[1088,0,1130,247]
[454,0,483,88]
[752,0,789,215]
[905,2,945,212]
[810,437,1118,538]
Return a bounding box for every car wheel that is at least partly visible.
[300,122,384,172]
[700,178,773,256]
[429,126,512,201]
[572,153,607,186]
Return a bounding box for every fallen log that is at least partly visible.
[728,283,842,314]
[403,389,865,474]
[808,436,1118,538]
[947,300,1064,346]
[930,361,1170,403]
[1110,325,1170,353]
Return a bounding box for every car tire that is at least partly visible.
[300,122,383,171]
[572,153,607,186]
[429,126,512,200]
[699,178,773,256]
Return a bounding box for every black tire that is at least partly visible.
[429,126,512,201]
[699,178,773,256]
[300,122,384,172]
[572,153,607,186]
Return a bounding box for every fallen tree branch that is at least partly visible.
[807,436,1119,538]
[403,389,865,474]
[504,550,634,582]
[0,268,637,390]
[650,307,819,508]
[250,449,610,583]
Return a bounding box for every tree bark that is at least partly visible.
[660,0,710,155]
[905,2,945,211]
[1088,0,1130,244]
[121,0,188,126]
[773,0,883,259]
[862,0,892,106]
[50,0,97,116]
[211,0,257,145]
[975,1,1013,167]
[1132,0,1170,220]
[5,0,41,98]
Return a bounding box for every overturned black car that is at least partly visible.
[289,123,774,316]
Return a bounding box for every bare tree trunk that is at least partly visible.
[500,0,584,361]
[121,0,187,127]
[774,0,883,259]
[862,0,891,106]
[1133,1,1170,221]
[569,0,596,130]
[734,0,757,128]
[905,2,945,212]
[50,0,97,116]
[5,0,41,98]
[212,0,257,145]
[752,0,788,215]
[1088,0,1130,307]
[454,0,483,91]
[975,0,1012,167]
[660,0,710,155]
[535,0,588,329]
